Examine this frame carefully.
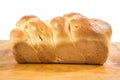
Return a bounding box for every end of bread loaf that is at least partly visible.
[10,12,112,64]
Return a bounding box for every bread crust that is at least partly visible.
[10,13,112,64]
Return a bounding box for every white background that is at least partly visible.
[0,0,120,42]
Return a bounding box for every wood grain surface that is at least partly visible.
[0,40,120,80]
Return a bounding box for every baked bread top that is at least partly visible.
[11,12,112,44]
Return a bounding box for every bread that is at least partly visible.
[10,12,112,64]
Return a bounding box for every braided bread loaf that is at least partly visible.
[10,13,112,64]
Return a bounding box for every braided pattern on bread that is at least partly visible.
[10,13,112,64]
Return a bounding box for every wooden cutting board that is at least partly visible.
[0,40,120,80]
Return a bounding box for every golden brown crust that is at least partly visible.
[89,18,112,40]
[10,29,27,43]
[69,17,104,40]
[64,12,85,20]
[16,15,39,28]
[10,12,112,64]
